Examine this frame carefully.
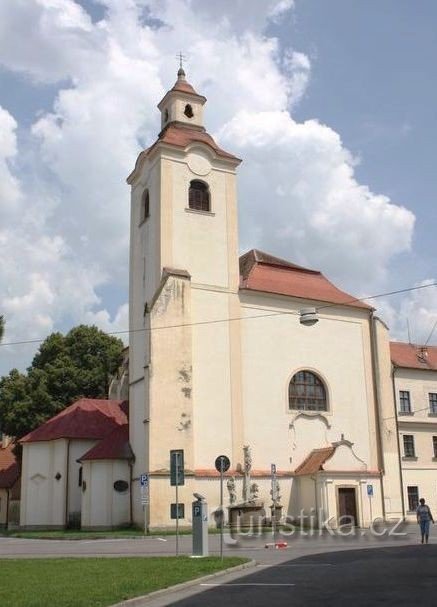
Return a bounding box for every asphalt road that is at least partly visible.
[168,544,437,607]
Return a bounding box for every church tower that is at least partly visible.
[127,68,242,527]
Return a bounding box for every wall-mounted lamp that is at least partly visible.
[299,307,319,326]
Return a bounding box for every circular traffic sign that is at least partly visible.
[215,455,231,473]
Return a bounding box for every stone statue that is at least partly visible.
[249,482,259,502]
[242,445,252,503]
[227,476,237,505]
[270,479,281,505]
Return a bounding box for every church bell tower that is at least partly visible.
[127,67,242,527]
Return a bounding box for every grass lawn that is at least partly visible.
[3,529,146,540]
[0,557,248,607]
[1,528,222,540]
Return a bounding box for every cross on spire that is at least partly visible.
[176,52,186,77]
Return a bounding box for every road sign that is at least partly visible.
[367,484,374,497]
[170,450,185,486]
[215,455,230,473]
[171,503,185,519]
[140,473,149,487]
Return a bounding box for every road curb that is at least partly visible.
[110,559,256,607]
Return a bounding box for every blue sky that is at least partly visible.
[0,0,436,375]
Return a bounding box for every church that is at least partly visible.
[18,68,437,531]
[125,66,402,529]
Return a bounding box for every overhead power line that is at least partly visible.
[1,280,436,349]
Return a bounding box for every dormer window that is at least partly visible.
[184,104,194,118]
[189,180,210,212]
[140,189,150,224]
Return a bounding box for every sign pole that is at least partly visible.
[220,458,224,561]
[175,452,179,557]
[271,464,276,542]
[214,455,230,560]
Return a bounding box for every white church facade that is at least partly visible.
[126,68,402,530]
[18,69,437,531]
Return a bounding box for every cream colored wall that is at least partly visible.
[20,440,67,527]
[20,439,96,527]
[81,460,131,528]
[239,293,376,472]
[159,148,240,290]
[321,476,383,527]
[160,95,204,130]
[147,476,293,529]
[373,319,404,518]
[395,368,437,520]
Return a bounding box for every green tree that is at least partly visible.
[0,325,124,439]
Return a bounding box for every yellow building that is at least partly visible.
[391,342,437,520]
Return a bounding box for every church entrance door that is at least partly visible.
[338,487,358,526]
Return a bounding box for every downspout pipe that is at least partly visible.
[6,488,10,529]
[391,365,406,519]
[369,312,386,520]
[65,439,70,528]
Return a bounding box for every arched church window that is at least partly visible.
[288,370,327,411]
[184,104,194,118]
[164,108,169,122]
[188,180,210,212]
[140,189,150,224]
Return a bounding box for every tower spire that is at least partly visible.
[176,51,186,78]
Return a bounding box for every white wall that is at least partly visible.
[81,460,131,528]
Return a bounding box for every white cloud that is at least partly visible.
[377,281,437,346]
[218,110,415,290]
[0,0,425,374]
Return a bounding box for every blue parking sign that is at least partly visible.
[140,474,149,487]
[367,484,373,497]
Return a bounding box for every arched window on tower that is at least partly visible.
[188,180,210,212]
[288,370,327,412]
[140,189,150,224]
[184,104,194,118]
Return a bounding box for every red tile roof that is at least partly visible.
[0,443,20,489]
[155,124,240,161]
[390,342,437,371]
[170,79,202,97]
[239,249,372,310]
[79,424,133,462]
[20,399,127,444]
[294,447,335,476]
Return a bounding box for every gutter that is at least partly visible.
[65,439,70,528]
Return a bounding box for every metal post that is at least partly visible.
[175,452,179,556]
[271,464,276,542]
[220,459,224,560]
[369,495,373,527]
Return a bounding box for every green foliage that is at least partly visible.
[0,325,124,439]
[0,557,248,607]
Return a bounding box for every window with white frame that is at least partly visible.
[399,390,411,413]
[403,434,416,458]
[429,393,437,414]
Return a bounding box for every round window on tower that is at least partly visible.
[184,104,194,118]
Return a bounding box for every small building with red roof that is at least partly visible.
[19,399,133,529]
[0,437,20,528]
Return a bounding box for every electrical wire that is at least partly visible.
[1,279,436,349]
